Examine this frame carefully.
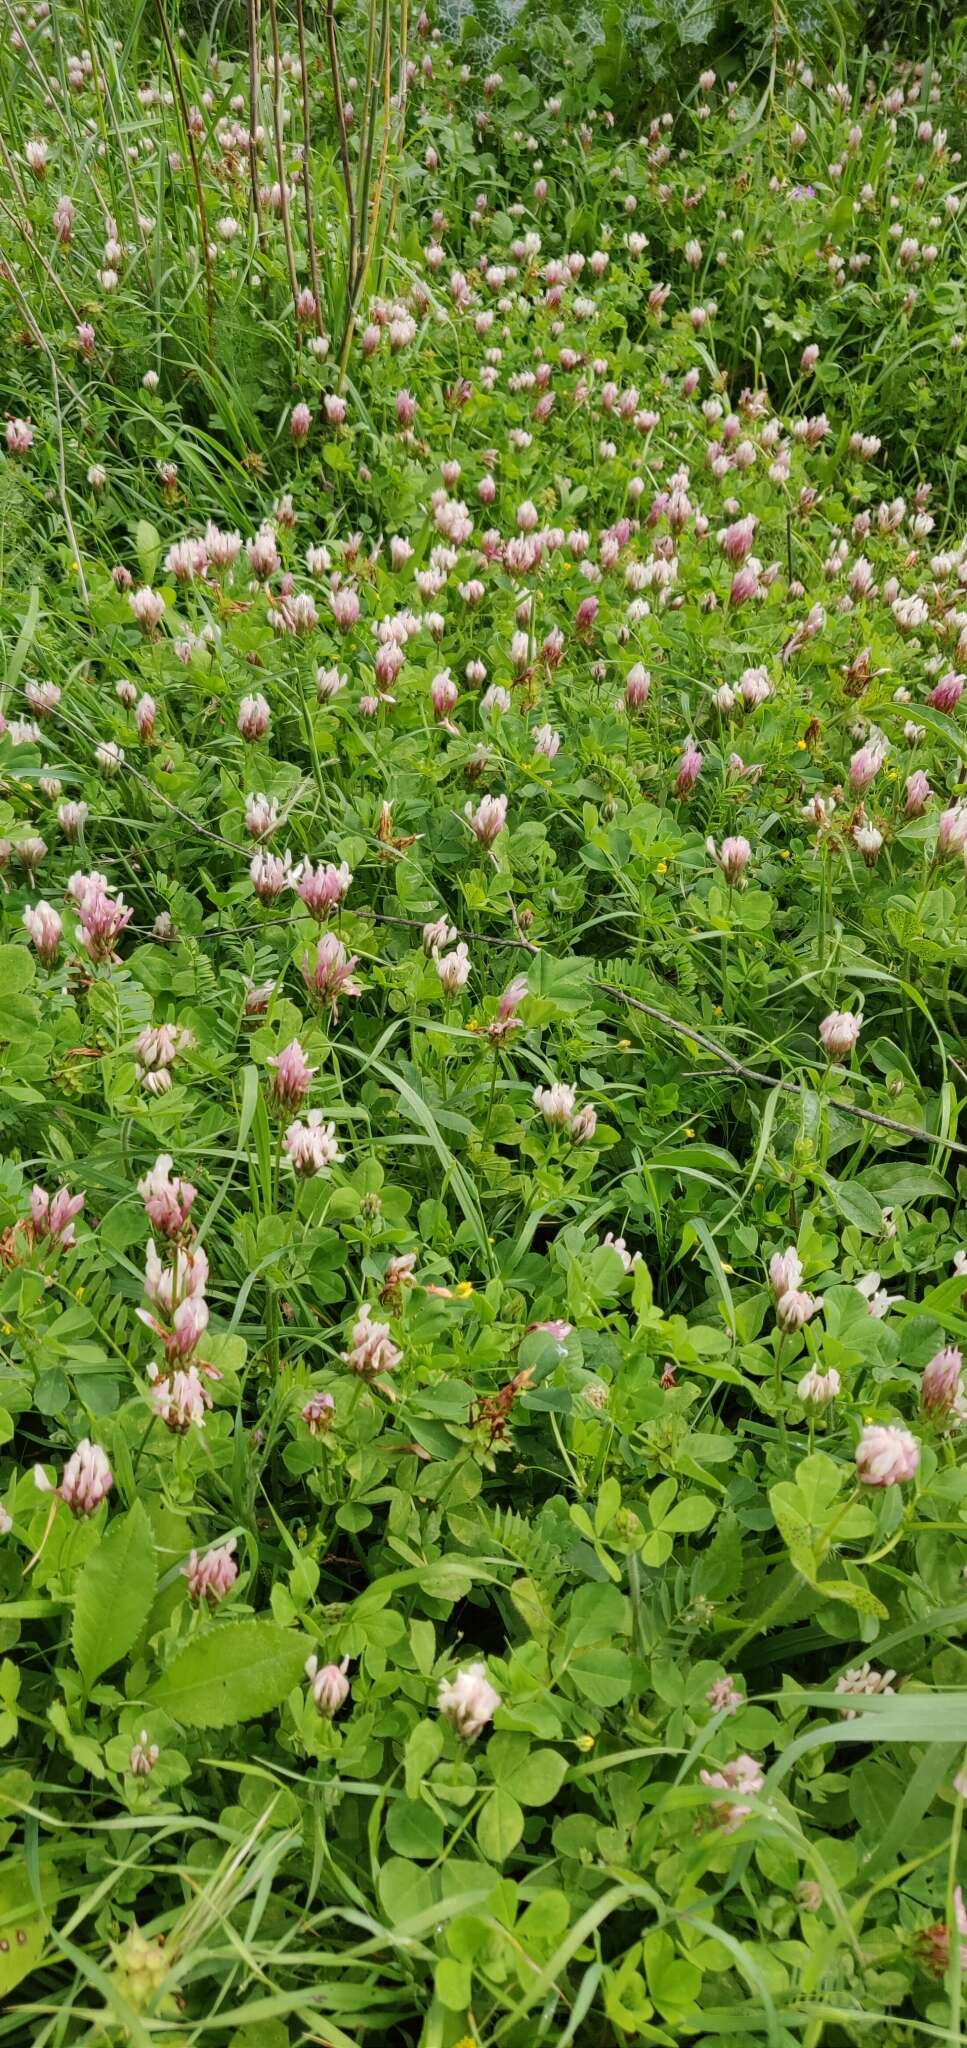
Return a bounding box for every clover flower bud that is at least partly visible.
[23,900,62,964]
[465,793,508,845]
[35,1438,112,1515]
[707,834,751,885]
[129,1730,160,1777]
[138,1155,197,1238]
[776,1287,820,1332]
[301,1390,336,1435]
[268,1039,317,1108]
[797,1365,840,1405]
[305,1654,351,1713]
[922,1345,963,1416]
[183,1540,238,1603]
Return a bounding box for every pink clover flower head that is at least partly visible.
[675,743,703,797]
[769,1247,802,1299]
[268,1038,317,1108]
[436,942,471,995]
[922,1345,963,1416]
[855,1423,920,1486]
[706,1675,744,1714]
[707,834,751,885]
[938,803,967,858]
[35,1437,112,1515]
[138,1155,197,1238]
[819,1010,862,1060]
[23,900,63,963]
[31,1183,84,1249]
[297,861,353,917]
[465,793,508,846]
[284,1109,341,1175]
[343,1303,402,1377]
[438,1661,501,1740]
[183,1539,238,1603]
[71,872,133,962]
[776,1287,821,1333]
[533,1081,576,1128]
[848,742,885,794]
[489,974,528,1039]
[301,933,361,1012]
[238,693,270,740]
[129,586,166,634]
[151,1363,212,1432]
[797,1366,840,1405]
[699,1753,764,1830]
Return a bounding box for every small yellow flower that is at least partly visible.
[779,849,791,860]
[76,1286,86,1299]
[454,1280,475,1299]
[721,1262,734,1274]
[656,860,668,875]
[796,738,807,750]
[1,1323,10,1336]
[576,1733,595,1752]
[617,1037,631,1049]
[713,1004,723,1017]
[467,1017,480,1032]
[684,1126,696,1138]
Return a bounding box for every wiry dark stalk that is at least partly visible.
[294,0,327,340]
[246,0,266,255]
[337,0,395,376]
[266,0,301,324]
[154,0,215,359]
[326,0,358,319]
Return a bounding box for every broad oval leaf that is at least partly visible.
[72,1500,157,1688]
[148,1620,309,1727]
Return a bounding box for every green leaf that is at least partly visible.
[821,1173,888,1236]
[435,1956,472,2010]
[643,1928,702,2019]
[404,1718,444,1800]
[565,1646,632,1706]
[0,946,34,997]
[0,1857,56,1996]
[135,519,161,583]
[0,584,40,712]
[476,1787,524,1862]
[386,1798,444,1860]
[72,1500,157,1688]
[149,1621,308,1727]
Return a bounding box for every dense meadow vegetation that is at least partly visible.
[5,0,967,2041]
